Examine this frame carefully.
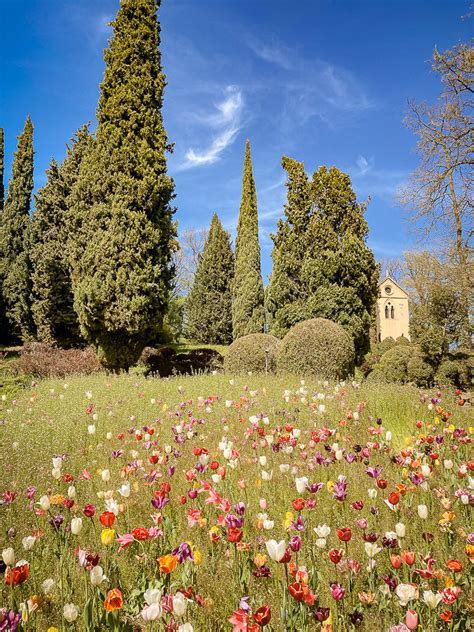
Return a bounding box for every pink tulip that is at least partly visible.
[405,609,418,630]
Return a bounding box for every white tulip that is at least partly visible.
[368,488,377,499]
[386,431,392,441]
[142,603,163,621]
[144,588,162,605]
[259,456,267,466]
[417,504,428,519]
[395,523,406,538]
[106,432,113,440]
[68,485,76,499]
[22,536,36,551]
[263,520,274,530]
[90,565,107,586]
[87,424,96,435]
[421,464,431,478]
[52,457,63,470]
[178,624,194,632]
[261,470,273,481]
[265,539,286,562]
[292,429,301,439]
[315,538,327,549]
[335,450,344,461]
[118,482,130,498]
[295,476,308,494]
[443,459,453,470]
[71,517,83,535]
[314,524,331,538]
[2,547,15,566]
[101,469,110,482]
[39,495,50,511]
[51,468,62,480]
[423,590,442,609]
[63,603,79,622]
[211,474,221,484]
[92,413,98,421]
[225,400,232,408]
[279,464,290,473]
[42,578,55,594]
[364,542,382,558]
[105,498,119,515]
[172,592,187,617]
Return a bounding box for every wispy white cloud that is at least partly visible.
[248,38,293,70]
[356,155,371,175]
[178,86,243,170]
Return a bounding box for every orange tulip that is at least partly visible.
[104,588,123,612]
[401,550,415,566]
[446,559,463,573]
[158,554,178,574]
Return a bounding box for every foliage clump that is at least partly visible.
[276,318,355,379]
[367,345,414,384]
[18,343,100,378]
[224,334,280,374]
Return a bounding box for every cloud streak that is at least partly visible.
[178,86,243,170]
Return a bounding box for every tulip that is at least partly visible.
[144,588,161,605]
[2,547,15,566]
[390,554,402,569]
[265,539,286,562]
[417,505,428,519]
[142,602,163,622]
[395,522,406,538]
[295,477,308,493]
[22,536,36,551]
[173,592,187,617]
[71,517,83,535]
[100,528,115,546]
[401,550,415,566]
[90,565,107,586]
[39,495,51,511]
[104,588,123,612]
[101,469,110,482]
[314,524,330,538]
[63,603,79,622]
[405,609,418,630]
[88,424,96,435]
[364,542,382,558]
[330,582,345,600]
[423,590,442,609]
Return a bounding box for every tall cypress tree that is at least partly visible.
[232,139,265,339]
[0,127,7,342]
[0,116,35,341]
[30,125,91,346]
[186,213,234,344]
[69,0,176,371]
[266,156,311,336]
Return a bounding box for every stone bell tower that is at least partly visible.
[376,276,410,342]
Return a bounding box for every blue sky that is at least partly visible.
[1,0,471,281]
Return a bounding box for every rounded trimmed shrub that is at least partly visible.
[224,334,280,374]
[407,352,435,387]
[435,353,473,390]
[367,345,414,384]
[276,318,355,379]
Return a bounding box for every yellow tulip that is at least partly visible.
[193,550,202,565]
[100,528,116,546]
[47,628,60,632]
[326,480,334,491]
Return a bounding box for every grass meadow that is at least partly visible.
[0,372,472,631]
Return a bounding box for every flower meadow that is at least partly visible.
[0,374,472,631]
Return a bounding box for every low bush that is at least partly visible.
[435,350,473,390]
[224,334,280,374]
[407,352,435,387]
[366,344,414,384]
[18,343,100,378]
[276,318,355,379]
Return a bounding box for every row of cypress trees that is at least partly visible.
[186,150,379,362]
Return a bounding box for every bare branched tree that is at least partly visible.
[172,227,208,297]
[400,40,473,348]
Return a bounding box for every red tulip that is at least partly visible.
[328,548,344,564]
[5,562,29,586]
[99,511,115,528]
[227,528,243,543]
[288,582,304,601]
[292,498,305,511]
[390,554,402,569]
[376,479,388,489]
[336,528,352,542]
[388,492,400,506]
[253,604,271,626]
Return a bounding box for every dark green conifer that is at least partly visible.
[69,0,176,371]
[30,125,91,346]
[266,157,311,336]
[232,139,265,339]
[186,213,234,344]
[0,117,35,341]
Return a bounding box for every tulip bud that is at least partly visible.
[417,504,428,519]
[405,609,418,630]
[71,517,83,535]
